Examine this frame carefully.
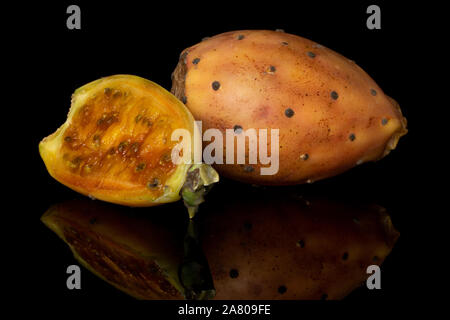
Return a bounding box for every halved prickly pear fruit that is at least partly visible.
[39,75,218,216]
[41,200,215,300]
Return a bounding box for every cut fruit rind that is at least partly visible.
[181,164,219,218]
[39,75,218,215]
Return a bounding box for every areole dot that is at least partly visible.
[244,165,254,173]
[285,108,294,118]
[349,133,356,141]
[278,285,287,294]
[331,91,339,100]
[229,269,239,278]
[212,81,221,91]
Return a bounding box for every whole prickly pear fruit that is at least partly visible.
[172,30,407,185]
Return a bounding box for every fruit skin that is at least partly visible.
[199,185,399,300]
[41,200,187,300]
[39,75,205,207]
[172,30,407,185]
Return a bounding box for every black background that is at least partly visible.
[5,0,440,317]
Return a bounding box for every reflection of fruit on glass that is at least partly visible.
[41,187,399,300]
[200,188,399,300]
[172,30,407,185]
[41,200,195,299]
[39,75,218,217]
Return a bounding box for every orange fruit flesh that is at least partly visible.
[40,76,192,205]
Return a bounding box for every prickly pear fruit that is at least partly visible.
[41,200,186,299]
[41,186,399,300]
[39,75,218,216]
[41,200,215,300]
[199,186,399,299]
[171,30,407,185]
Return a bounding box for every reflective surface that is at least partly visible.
[41,180,399,300]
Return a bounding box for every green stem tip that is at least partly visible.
[181,164,219,219]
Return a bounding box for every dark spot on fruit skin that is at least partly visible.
[69,156,82,169]
[381,118,388,125]
[237,35,245,40]
[233,125,243,133]
[243,165,254,173]
[278,285,287,294]
[371,89,377,96]
[142,118,153,127]
[160,153,171,163]
[321,293,328,300]
[131,142,140,153]
[307,51,316,58]
[243,221,252,230]
[118,141,129,153]
[135,114,142,123]
[285,108,294,118]
[342,252,349,260]
[349,133,356,141]
[93,135,101,146]
[331,91,339,100]
[135,163,146,172]
[296,240,305,248]
[64,136,73,142]
[229,269,239,278]
[300,153,309,161]
[212,81,220,91]
[192,58,200,65]
[282,42,288,45]
[147,178,159,189]
[97,112,119,128]
[181,96,187,104]
[104,87,112,97]
[269,65,276,73]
